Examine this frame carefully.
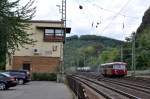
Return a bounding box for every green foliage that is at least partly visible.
[83,46,96,56]
[136,27,150,69]
[66,35,79,40]
[0,61,5,70]
[135,7,150,70]
[63,35,123,71]
[122,40,132,70]
[31,73,57,81]
[79,35,123,47]
[80,35,102,41]
[0,0,36,70]
[121,23,150,70]
[0,47,6,70]
[120,7,150,70]
[79,45,101,58]
[100,48,120,63]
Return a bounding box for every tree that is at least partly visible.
[0,0,36,70]
[135,7,150,70]
[100,48,120,63]
[136,27,150,69]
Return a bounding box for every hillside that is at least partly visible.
[63,35,124,71]
[135,7,150,69]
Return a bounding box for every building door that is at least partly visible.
[22,63,30,71]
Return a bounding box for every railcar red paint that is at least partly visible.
[101,62,127,77]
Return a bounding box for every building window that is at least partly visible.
[45,29,54,35]
[22,63,31,71]
[44,28,64,42]
[55,29,64,33]
[55,29,64,36]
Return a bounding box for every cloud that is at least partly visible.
[27,0,150,40]
[68,20,92,36]
[33,0,61,20]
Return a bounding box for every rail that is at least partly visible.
[66,75,139,99]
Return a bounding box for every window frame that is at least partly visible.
[44,28,64,37]
[44,29,55,36]
[113,64,126,70]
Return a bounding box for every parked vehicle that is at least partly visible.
[0,73,17,90]
[5,70,30,84]
[101,62,127,77]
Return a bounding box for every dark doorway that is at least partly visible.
[22,63,30,71]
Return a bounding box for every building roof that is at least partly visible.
[29,20,63,23]
[29,20,71,33]
[101,62,127,66]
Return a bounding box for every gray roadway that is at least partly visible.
[0,81,72,99]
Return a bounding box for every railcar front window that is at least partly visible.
[113,65,125,70]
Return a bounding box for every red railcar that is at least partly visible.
[101,62,127,77]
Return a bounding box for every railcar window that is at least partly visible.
[113,65,125,70]
[108,65,113,68]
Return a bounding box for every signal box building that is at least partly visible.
[6,20,71,73]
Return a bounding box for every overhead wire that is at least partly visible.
[75,0,131,40]
[75,0,91,23]
[100,0,131,32]
[75,0,96,34]
[92,5,149,22]
[77,0,105,35]
[72,0,148,40]
[76,0,142,29]
[74,0,142,27]
[92,4,141,19]
[95,0,138,40]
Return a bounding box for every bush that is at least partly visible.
[31,73,57,81]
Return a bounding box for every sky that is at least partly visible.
[20,0,150,40]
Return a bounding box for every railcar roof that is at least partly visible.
[101,62,127,66]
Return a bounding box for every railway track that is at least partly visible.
[79,72,150,88]
[99,78,150,94]
[121,77,150,87]
[74,74,150,99]
[71,75,139,99]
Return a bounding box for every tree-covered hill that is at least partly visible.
[135,7,150,69]
[63,35,124,71]
[122,7,150,70]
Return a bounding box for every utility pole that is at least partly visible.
[132,32,136,76]
[61,0,66,82]
[121,15,125,62]
[121,46,123,62]
[62,0,66,41]
[56,0,66,83]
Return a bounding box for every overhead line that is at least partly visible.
[101,0,132,32]
[72,0,148,39]
[92,4,140,19]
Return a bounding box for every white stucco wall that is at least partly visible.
[5,21,68,70]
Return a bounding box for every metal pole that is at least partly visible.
[56,0,66,83]
[121,46,123,62]
[132,40,134,75]
[133,33,136,76]
[132,32,136,76]
[60,0,66,82]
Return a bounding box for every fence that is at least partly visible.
[66,75,88,99]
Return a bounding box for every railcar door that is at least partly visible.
[106,65,113,76]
